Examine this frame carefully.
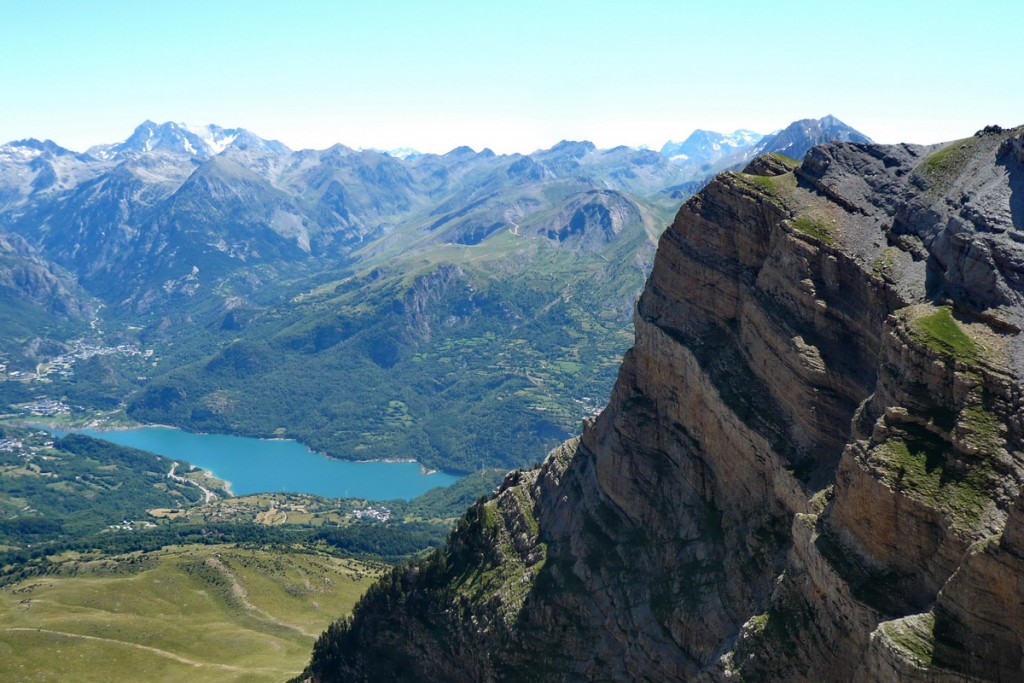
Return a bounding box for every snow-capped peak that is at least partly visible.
[659,128,764,167]
[181,123,240,155]
[87,121,248,159]
[384,147,422,160]
[0,138,77,162]
[363,147,422,159]
[722,129,762,148]
[0,141,45,162]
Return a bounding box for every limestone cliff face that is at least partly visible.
[296,126,1024,682]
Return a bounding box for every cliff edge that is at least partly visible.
[295,125,1024,682]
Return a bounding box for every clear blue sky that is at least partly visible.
[1,0,1020,154]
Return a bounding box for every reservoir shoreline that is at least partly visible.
[70,420,429,469]
[43,423,462,501]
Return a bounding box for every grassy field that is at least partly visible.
[0,544,384,682]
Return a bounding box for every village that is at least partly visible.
[19,398,72,417]
[1,338,152,384]
[352,505,392,522]
[147,491,394,528]
[0,430,54,459]
[107,519,157,532]
[0,337,158,420]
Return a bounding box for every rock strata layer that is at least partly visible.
[295,127,1024,682]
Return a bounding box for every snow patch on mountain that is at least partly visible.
[659,129,765,168]
[182,123,240,155]
[367,147,421,159]
[0,143,44,162]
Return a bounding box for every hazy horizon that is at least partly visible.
[2,0,1020,155]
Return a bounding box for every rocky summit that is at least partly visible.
[294,125,1024,682]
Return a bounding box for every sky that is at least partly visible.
[1,0,1021,155]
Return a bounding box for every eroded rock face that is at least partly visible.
[297,126,1024,682]
[930,491,1024,681]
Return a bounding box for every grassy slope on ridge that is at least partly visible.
[0,545,382,683]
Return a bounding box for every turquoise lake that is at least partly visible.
[55,427,461,500]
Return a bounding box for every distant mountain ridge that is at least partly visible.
[6,114,868,165]
[85,120,292,160]
[0,122,712,311]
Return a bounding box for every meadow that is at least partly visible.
[0,544,383,682]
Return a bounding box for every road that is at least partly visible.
[168,462,216,503]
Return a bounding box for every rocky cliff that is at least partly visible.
[295,125,1024,682]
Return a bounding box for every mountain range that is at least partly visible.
[0,115,870,472]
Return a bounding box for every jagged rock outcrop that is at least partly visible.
[295,125,1024,682]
